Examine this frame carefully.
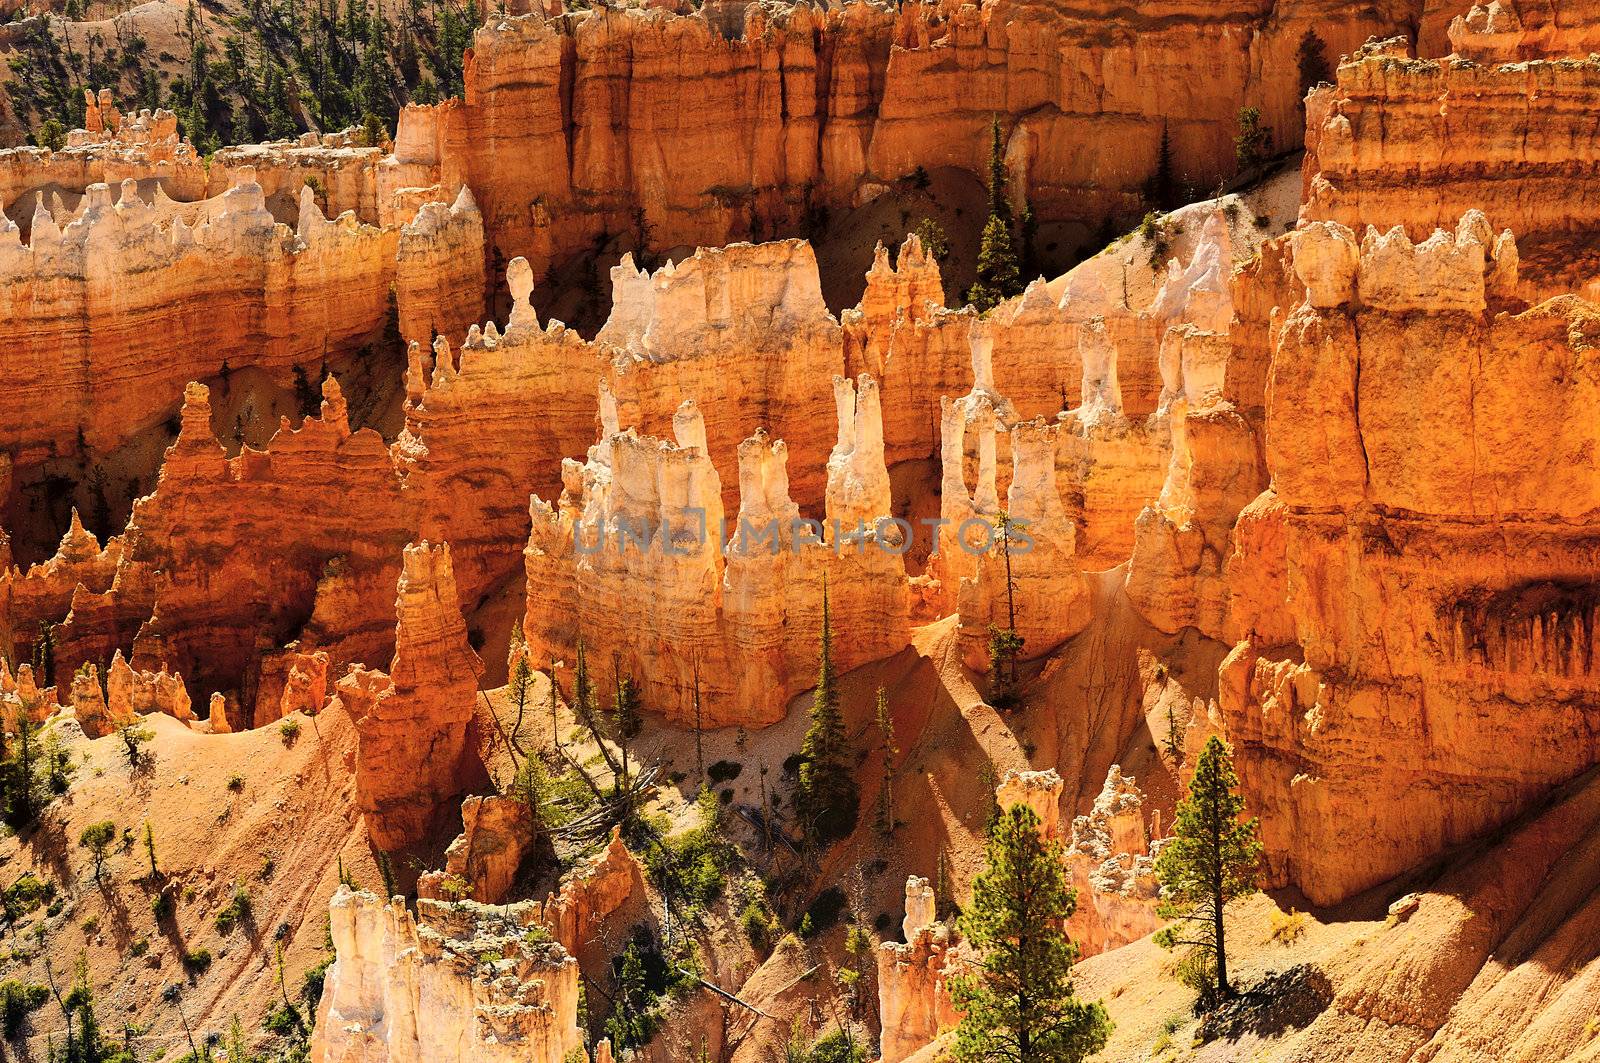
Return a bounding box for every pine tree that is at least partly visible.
[873,687,896,836]
[796,579,859,843]
[505,629,534,761]
[984,116,1012,229]
[1154,735,1263,1001]
[1233,107,1272,172]
[986,510,1025,707]
[968,117,1024,312]
[142,821,158,879]
[969,215,1021,313]
[950,804,1112,1062]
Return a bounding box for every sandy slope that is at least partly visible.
[0,708,379,1058]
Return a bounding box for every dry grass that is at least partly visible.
[1269,906,1307,945]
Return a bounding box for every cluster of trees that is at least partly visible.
[0,703,72,829]
[948,735,1262,1061]
[12,0,485,154]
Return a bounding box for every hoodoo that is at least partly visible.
[1,3,1597,1062]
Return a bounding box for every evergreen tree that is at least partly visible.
[986,511,1024,707]
[984,116,1012,229]
[1154,735,1263,1001]
[142,821,158,879]
[796,580,859,843]
[3,712,43,826]
[950,804,1111,1062]
[505,630,534,760]
[873,687,895,836]
[968,116,1025,312]
[1233,107,1272,172]
[78,822,116,884]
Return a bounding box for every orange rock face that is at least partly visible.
[338,540,484,851]
[522,374,910,727]
[1223,213,1600,906]
[385,0,1413,284]
[1302,38,1600,296]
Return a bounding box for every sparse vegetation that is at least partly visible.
[800,886,847,939]
[873,687,897,835]
[116,718,155,768]
[912,217,950,262]
[643,787,736,914]
[950,803,1112,1062]
[0,979,48,1040]
[1234,106,1272,171]
[278,719,301,745]
[1155,735,1263,1003]
[78,821,117,883]
[1297,29,1333,99]
[214,880,252,935]
[968,117,1025,311]
[794,581,859,845]
[601,927,699,1054]
[1270,907,1307,945]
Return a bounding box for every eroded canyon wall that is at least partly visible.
[1223,212,1600,906]
[388,0,1416,285]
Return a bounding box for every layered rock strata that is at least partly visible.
[384,0,1414,285]
[0,171,408,532]
[1302,37,1600,295]
[1222,212,1600,905]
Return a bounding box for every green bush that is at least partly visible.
[740,898,780,954]
[0,979,48,1039]
[215,880,251,934]
[643,789,736,913]
[182,948,212,973]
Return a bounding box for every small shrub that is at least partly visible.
[129,938,149,958]
[79,820,118,880]
[799,1028,869,1063]
[279,719,301,745]
[0,980,48,1039]
[262,1002,302,1035]
[182,948,212,973]
[215,880,252,934]
[642,789,736,914]
[5,875,47,915]
[912,217,949,262]
[707,760,742,785]
[300,957,332,1009]
[740,898,780,954]
[1270,907,1307,945]
[151,888,175,921]
[226,774,245,792]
